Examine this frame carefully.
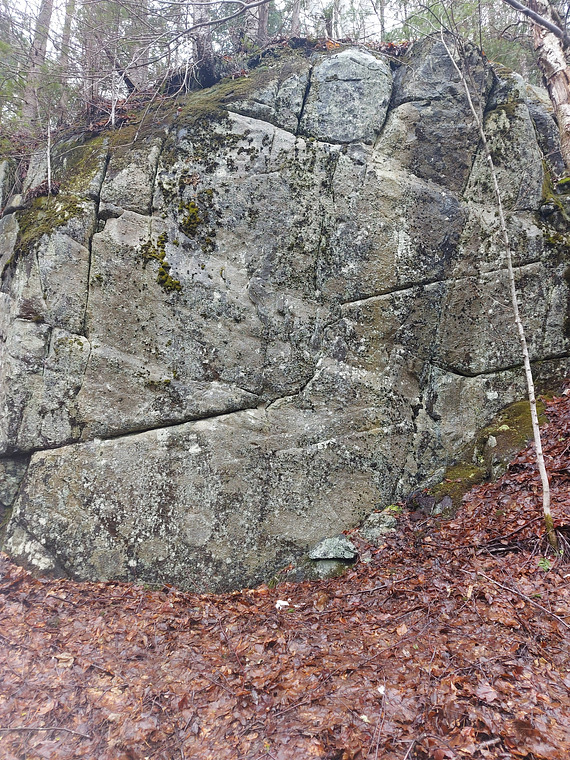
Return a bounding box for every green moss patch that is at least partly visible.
[16,194,83,254]
[59,135,108,193]
[178,200,202,237]
[175,188,218,256]
[139,232,181,293]
[473,399,546,470]
[424,398,548,514]
[541,161,570,226]
[428,462,487,511]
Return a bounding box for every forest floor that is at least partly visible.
[1,389,570,760]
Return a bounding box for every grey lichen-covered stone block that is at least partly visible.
[230,65,310,134]
[2,39,570,591]
[299,49,392,144]
[100,137,164,215]
[359,511,398,543]
[308,536,358,560]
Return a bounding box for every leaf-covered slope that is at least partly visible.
[1,386,570,759]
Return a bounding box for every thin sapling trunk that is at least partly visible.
[440,31,559,552]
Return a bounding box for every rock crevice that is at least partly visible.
[1,39,569,590]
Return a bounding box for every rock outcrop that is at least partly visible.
[1,39,569,590]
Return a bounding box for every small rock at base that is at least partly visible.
[359,511,398,543]
[308,535,358,560]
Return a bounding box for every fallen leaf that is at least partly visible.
[475,682,499,704]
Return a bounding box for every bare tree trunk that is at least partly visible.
[193,1,216,87]
[241,0,259,48]
[333,0,341,38]
[529,0,570,174]
[257,0,270,45]
[46,123,52,194]
[291,0,301,36]
[57,0,76,120]
[97,37,138,93]
[323,5,333,38]
[369,0,386,40]
[135,0,150,89]
[81,0,99,117]
[21,0,54,130]
[440,31,559,552]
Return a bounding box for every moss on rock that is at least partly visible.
[423,397,549,514]
[178,200,202,236]
[16,194,83,254]
[428,462,487,511]
[57,135,108,193]
[139,232,182,293]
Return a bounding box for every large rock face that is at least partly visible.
[1,40,569,590]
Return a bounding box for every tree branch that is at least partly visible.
[469,570,570,630]
[0,726,92,739]
[501,0,570,47]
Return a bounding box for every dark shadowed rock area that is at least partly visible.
[1,38,569,591]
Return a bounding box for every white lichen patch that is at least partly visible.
[4,526,57,572]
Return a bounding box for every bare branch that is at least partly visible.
[0,726,92,739]
[501,0,570,47]
[469,571,570,629]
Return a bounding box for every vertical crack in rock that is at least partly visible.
[3,42,570,592]
[296,65,313,135]
[82,150,111,338]
[326,149,340,205]
[34,247,48,308]
[268,125,277,158]
[459,67,496,200]
[149,132,170,204]
[40,326,54,381]
[371,81,396,147]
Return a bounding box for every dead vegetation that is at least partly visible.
[1,385,570,759]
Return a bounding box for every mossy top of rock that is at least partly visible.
[57,134,108,194]
[16,194,83,254]
[173,54,300,129]
[166,43,351,139]
[474,399,545,460]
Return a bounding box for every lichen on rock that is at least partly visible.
[1,39,570,592]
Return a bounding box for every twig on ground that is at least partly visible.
[402,737,417,759]
[46,594,79,607]
[0,726,92,739]
[464,569,570,630]
[479,737,502,749]
[482,516,542,544]
[336,576,414,598]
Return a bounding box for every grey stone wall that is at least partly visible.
[1,39,569,590]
